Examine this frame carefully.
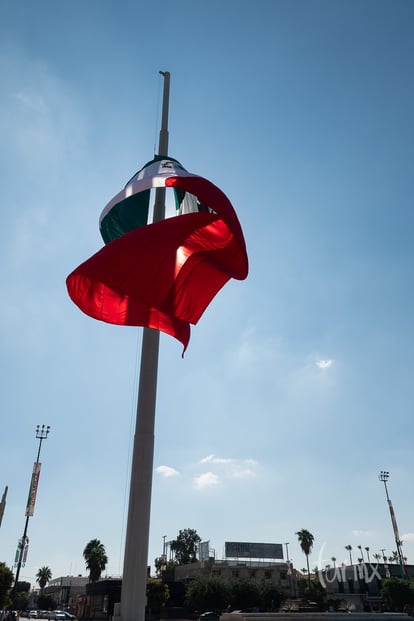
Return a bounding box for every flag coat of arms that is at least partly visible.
[66,156,248,353]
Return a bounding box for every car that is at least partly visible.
[53,612,66,621]
[199,613,220,621]
[29,613,38,619]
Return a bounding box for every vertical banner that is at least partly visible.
[15,538,23,565]
[25,462,41,517]
[0,486,7,527]
[22,536,29,564]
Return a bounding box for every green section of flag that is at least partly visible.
[100,189,151,244]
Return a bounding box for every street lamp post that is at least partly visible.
[284,542,295,597]
[378,470,406,578]
[11,425,51,599]
[162,535,167,571]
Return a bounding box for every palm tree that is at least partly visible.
[357,545,365,562]
[296,529,314,587]
[390,551,399,564]
[36,566,52,594]
[373,553,382,565]
[83,538,108,582]
[345,545,353,565]
[331,557,337,569]
[365,547,371,563]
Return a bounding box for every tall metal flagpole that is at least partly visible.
[120,71,170,621]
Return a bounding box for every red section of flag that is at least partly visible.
[66,174,248,353]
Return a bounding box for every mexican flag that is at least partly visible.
[66,157,248,353]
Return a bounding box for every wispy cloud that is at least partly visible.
[195,455,259,489]
[200,454,233,464]
[231,467,255,478]
[194,472,220,490]
[402,533,414,542]
[352,530,375,538]
[316,359,334,369]
[156,465,179,478]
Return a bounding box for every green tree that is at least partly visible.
[170,529,201,565]
[146,578,170,612]
[296,529,314,587]
[0,562,14,609]
[186,576,229,612]
[16,581,31,593]
[345,545,353,565]
[12,581,31,610]
[36,566,52,594]
[305,579,327,607]
[381,578,414,613]
[83,539,108,582]
[390,551,399,564]
[154,556,176,580]
[154,556,164,578]
[37,594,57,610]
[259,580,287,611]
[12,590,28,611]
[296,577,327,609]
[229,579,260,611]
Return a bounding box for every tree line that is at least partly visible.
[2,528,414,614]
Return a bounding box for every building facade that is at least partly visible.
[319,563,414,612]
[43,576,89,613]
[173,558,292,592]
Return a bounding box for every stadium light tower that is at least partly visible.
[11,425,51,599]
[379,470,406,577]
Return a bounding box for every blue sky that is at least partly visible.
[1,0,414,587]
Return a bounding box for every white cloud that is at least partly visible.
[351,530,375,538]
[156,465,179,478]
[194,472,220,490]
[231,467,255,478]
[200,454,233,464]
[195,456,259,486]
[402,533,414,542]
[316,359,334,369]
